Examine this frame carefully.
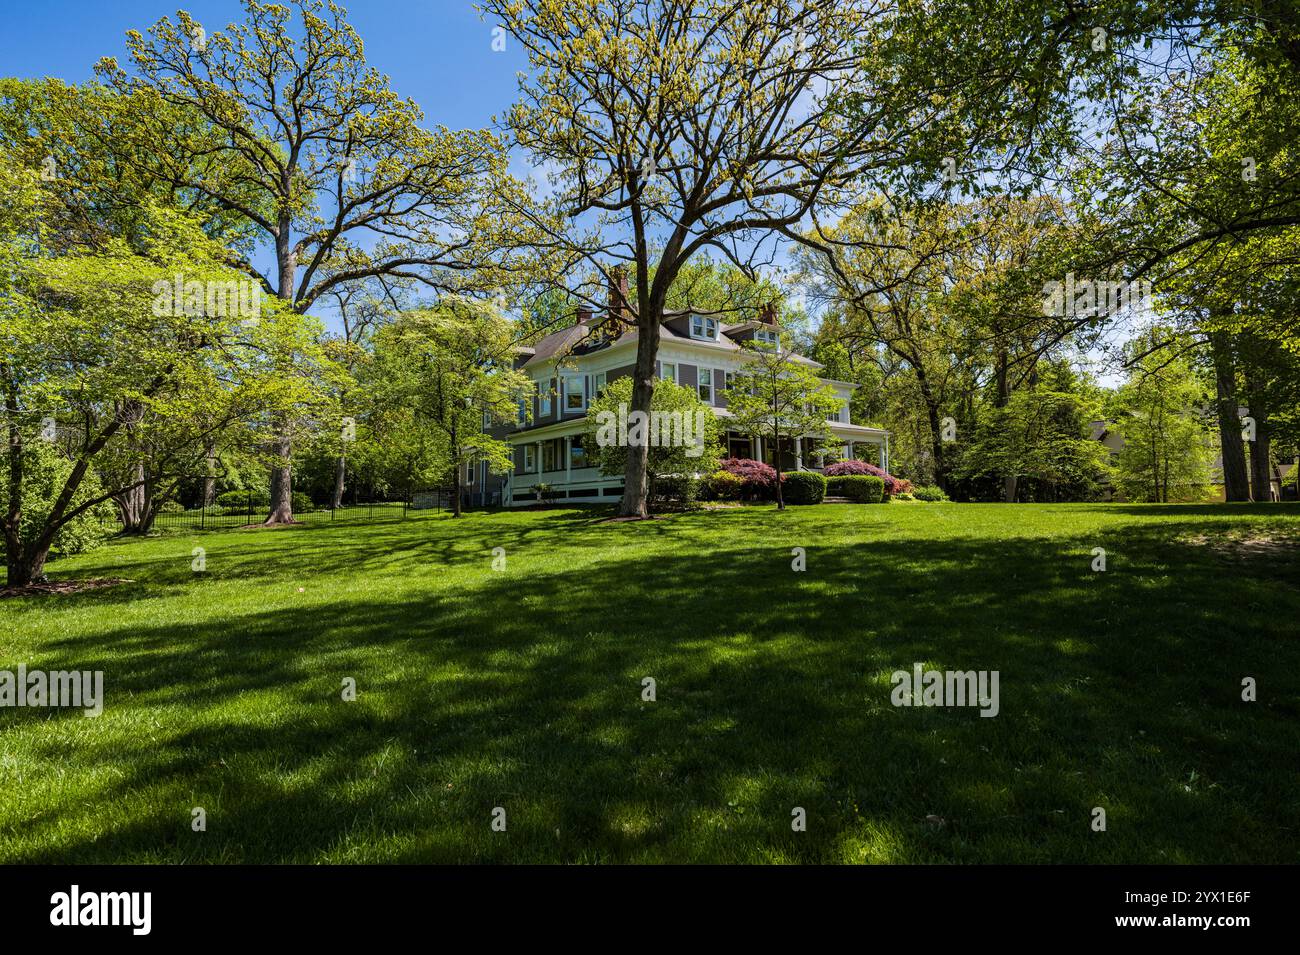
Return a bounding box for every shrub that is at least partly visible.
[535,483,560,504]
[652,475,700,506]
[893,492,915,501]
[291,491,314,514]
[1,440,114,567]
[157,500,186,513]
[823,459,909,496]
[718,457,781,499]
[912,485,950,502]
[704,470,745,501]
[830,474,885,503]
[216,488,269,512]
[783,471,826,505]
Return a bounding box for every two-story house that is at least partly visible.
[468,275,890,506]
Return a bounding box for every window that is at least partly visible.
[593,371,607,397]
[540,379,553,416]
[724,371,736,391]
[698,368,713,403]
[564,376,585,411]
[659,362,678,383]
[517,398,528,425]
[523,445,536,473]
[542,439,560,473]
[690,315,718,340]
[570,435,587,469]
[754,329,779,347]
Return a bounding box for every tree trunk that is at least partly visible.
[1243,362,1272,502]
[619,316,660,519]
[910,363,947,491]
[202,440,217,507]
[1211,334,1251,501]
[264,220,298,524]
[265,433,295,524]
[331,452,347,509]
[994,350,1017,502]
[773,433,785,510]
[5,541,46,588]
[117,461,153,534]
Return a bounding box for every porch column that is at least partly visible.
[536,440,543,480]
[795,437,803,470]
[755,436,763,462]
[882,434,890,472]
[565,436,572,483]
[847,440,855,462]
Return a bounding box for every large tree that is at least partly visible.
[0,158,318,587]
[486,0,914,517]
[98,0,536,523]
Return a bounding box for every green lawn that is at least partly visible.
[2,502,1298,863]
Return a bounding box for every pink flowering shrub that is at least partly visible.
[718,457,782,499]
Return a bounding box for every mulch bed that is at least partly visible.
[0,578,130,598]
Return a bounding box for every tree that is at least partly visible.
[795,199,980,491]
[954,374,1112,503]
[723,342,840,510]
[371,298,531,517]
[584,376,722,509]
[1112,346,1214,503]
[99,0,536,523]
[486,0,898,518]
[0,155,320,586]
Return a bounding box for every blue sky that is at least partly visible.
[2,1,522,132]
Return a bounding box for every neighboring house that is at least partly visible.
[468,275,889,507]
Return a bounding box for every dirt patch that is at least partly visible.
[0,578,130,598]
[1181,532,1300,564]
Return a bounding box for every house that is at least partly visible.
[467,274,889,507]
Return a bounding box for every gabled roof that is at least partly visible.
[522,317,822,370]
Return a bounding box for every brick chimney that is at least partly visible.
[606,267,630,325]
[576,307,593,325]
[758,301,778,325]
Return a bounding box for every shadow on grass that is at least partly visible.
[5,509,1298,863]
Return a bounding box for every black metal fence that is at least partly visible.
[102,488,457,534]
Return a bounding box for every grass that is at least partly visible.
[2,502,1298,863]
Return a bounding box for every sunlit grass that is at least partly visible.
[1,502,1297,863]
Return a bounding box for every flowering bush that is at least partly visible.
[704,470,746,501]
[718,457,782,500]
[823,459,910,496]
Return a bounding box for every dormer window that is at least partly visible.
[754,328,779,347]
[690,315,718,340]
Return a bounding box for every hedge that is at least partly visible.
[653,474,701,505]
[912,485,950,502]
[783,471,826,505]
[829,474,885,503]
